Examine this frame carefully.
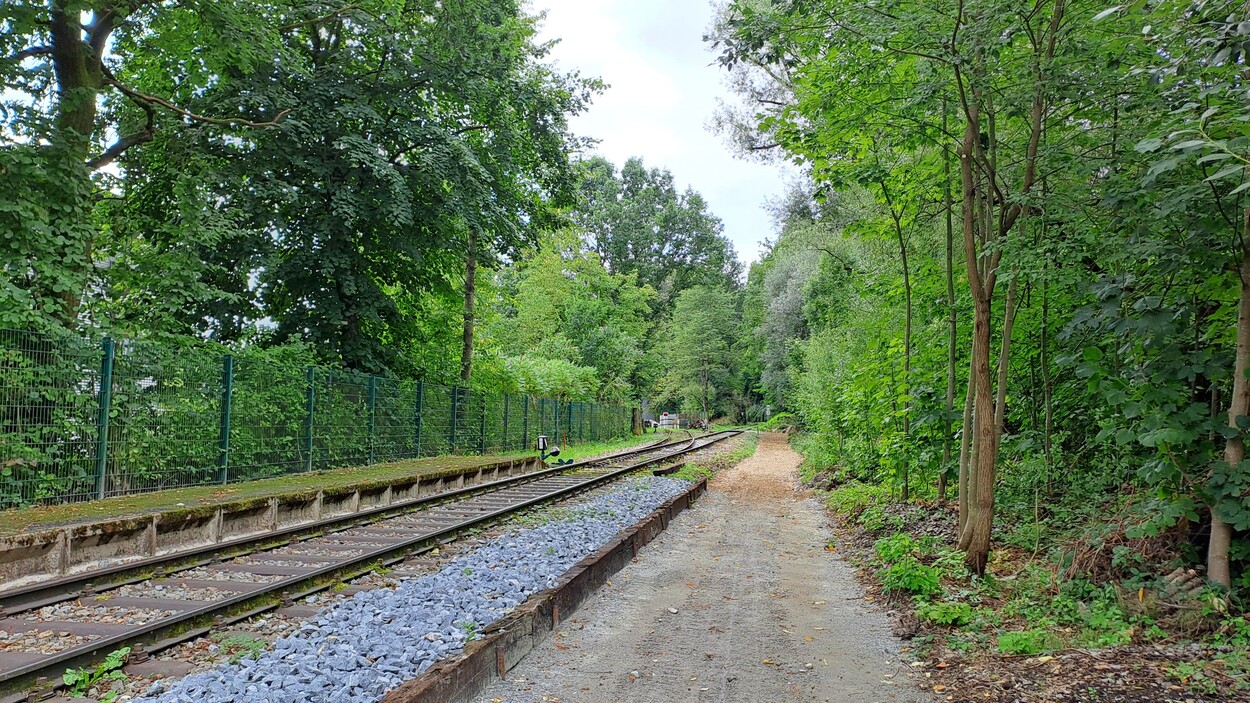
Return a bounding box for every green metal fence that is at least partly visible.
[0,328,632,509]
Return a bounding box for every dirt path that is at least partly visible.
[473,433,929,703]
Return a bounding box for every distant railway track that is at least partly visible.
[0,431,740,700]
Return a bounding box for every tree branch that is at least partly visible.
[87,126,153,170]
[102,66,290,128]
[8,46,53,62]
[279,3,362,32]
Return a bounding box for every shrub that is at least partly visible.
[758,412,797,431]
[882,557,942,598]
[997,629,1053,655]
[825,481,891,521]
[874,533,918,563]
[917,601,975,626]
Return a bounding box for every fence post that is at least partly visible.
[304,367,316,472]
[522,395,530,450]
[93,337,115,500]
[217,354,234,484]
[567,400,573,445]
[414,381,424,457]
[367,375,377,465]
[449,387,459,452]
[478,393,487,454]
[503,395,511,452]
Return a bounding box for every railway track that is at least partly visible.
[0,430,740,700]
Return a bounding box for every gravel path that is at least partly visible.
[474,432,930,703]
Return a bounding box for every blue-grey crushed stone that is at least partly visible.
[132,476,691,703]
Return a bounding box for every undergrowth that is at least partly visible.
[669,433,757,482]
[792,431,1250,695]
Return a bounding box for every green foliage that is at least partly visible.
[823,481,891,522]
[757,412,796,431]
[575,156,741,302]
[669,463,714,483]
[657,286,741,418]
[490,229,657,402]
[917,601,974,627]
[217,635,267,663]
[712,0,1250,586]
[881,557,942,598]
[874,533,918,564]
[63,647,130,700]
[996,630,1053,656]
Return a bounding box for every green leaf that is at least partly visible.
[1204,164,1245,182]
[1196,153,1234,165]
[1170,139,1208,151]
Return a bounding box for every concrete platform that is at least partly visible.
[0,455,544,593]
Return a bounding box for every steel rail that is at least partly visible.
[0,433,701,614]
[0,431,739,698]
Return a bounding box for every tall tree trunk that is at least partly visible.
[941,99,957,504]
[1212,205,1250,588]
[882,180,913,500]
[896,220,913,501]
[959,291,997,575]
[957,348,975,533]
[1041,276,1055,474]
[460,228,478,385]
[957,114,999,575]
[994,277,1020,437]
[48,1,107,327]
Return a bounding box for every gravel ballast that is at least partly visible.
[131,476,693,703]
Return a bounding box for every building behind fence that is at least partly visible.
[0,329,632,509]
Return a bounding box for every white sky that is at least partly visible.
[532,0,789,266]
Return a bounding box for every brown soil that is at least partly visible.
[473,432,929,703]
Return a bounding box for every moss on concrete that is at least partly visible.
[0,434,663,537]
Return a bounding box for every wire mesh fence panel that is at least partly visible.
[228,352,308,483]
[373,377,418,463]
[418,383,454,458]
[0,328,634,508]
[105,338,221,496]
[0,329,103,507]
[314,371,370,470]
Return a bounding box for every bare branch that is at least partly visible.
[88,98,155,170]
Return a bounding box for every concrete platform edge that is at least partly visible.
[381,477,708,703]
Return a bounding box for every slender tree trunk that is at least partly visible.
[957,116,999,575]
[941,99,957,504]
[897,221,913,501]
[881,180,913,500]
[959,292,998,575]
[1041,277,1055,473]
[1211,206,1250,588]
[994,277,1020,436]
[957,348,975,533]
[460,228,478,385]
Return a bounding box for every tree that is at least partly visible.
[575,156,742,302]
[0,0,296,330]
[659,286,740,418]
[488,229,657,402]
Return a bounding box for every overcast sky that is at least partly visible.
[532,0,789,267]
